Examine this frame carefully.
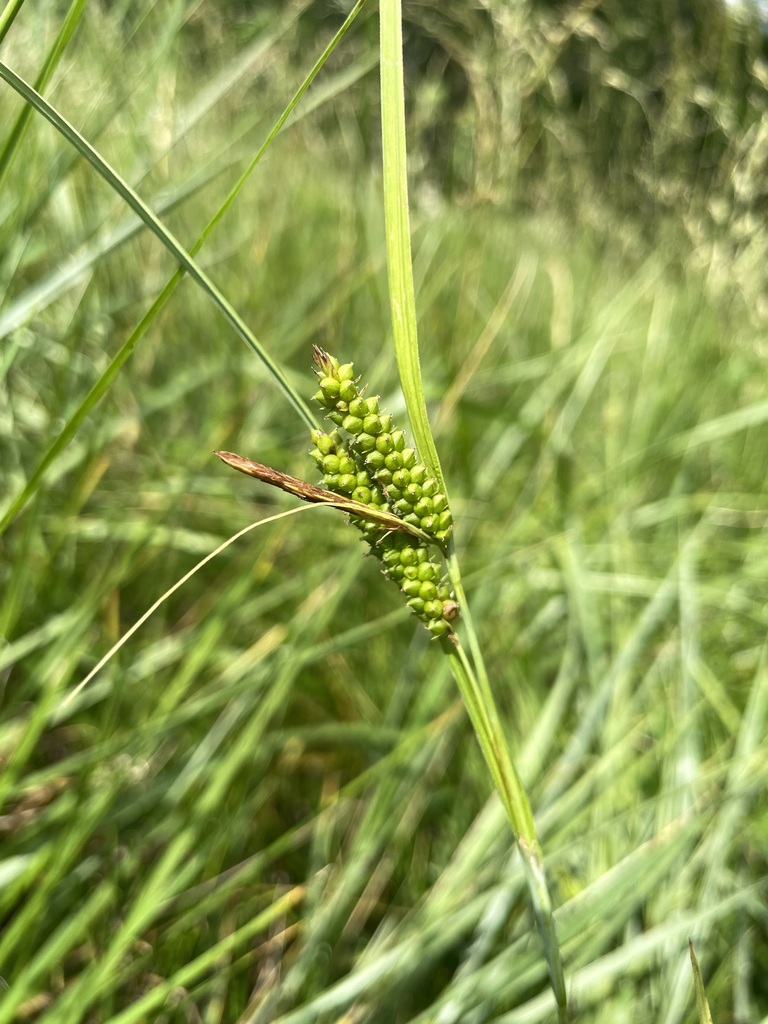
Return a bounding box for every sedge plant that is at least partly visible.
[0,3,763,1019]
[217,342,566,1016]
[217,4,567,1015]
[0,0,568,1015]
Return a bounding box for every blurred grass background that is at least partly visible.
[1,0,768,1021]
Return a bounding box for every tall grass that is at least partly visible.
[1,3,767,1022]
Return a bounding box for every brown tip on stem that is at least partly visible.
[312,345,333,373]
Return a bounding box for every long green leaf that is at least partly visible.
[378,0,445,493]
[379,2,567,1017]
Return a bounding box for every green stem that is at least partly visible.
[379,0,567,1016]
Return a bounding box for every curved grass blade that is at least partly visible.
[60,504,320,712]
[0,58,312,428]
[215,450,434,545]
[0,2,370,534]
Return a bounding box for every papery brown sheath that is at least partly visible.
[214,451,434,545]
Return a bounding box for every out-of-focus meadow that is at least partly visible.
[1,2,767,1021]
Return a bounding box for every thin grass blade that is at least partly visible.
[0,3,370,533]
[0,59,311,427]
[0,0,87,186]
[0,0,25,45]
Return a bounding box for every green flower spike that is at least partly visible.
[310,346,458,637]
[216,349,458,638]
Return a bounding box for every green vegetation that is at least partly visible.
[1,2,767,1022]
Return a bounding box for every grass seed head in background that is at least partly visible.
[309,346,459,638]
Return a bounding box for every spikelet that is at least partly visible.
[310,346,458,638]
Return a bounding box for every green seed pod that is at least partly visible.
[389,565,405,581]
[366,395,380,414]
[438,510,453,530]
[391,431,406,452]
[311,429,327,448]
[338,473,357,493]
[392,469,410,489]
[382,549,401,567]
[342,415,363,434]
[422,478,439,498]
[379,413,393,433]
[413,499,433,518]
[376,468,393,486]
[403,565,419,581]
[319,376,340,398]
[338,455,356,475]
[337,363,355,381]
[407,596,426,615]
[434,529,451,545]
[324,473,340,489]
[366,450,386,471]
[417,562,438,582]
[393,498,412,515]
[327,411,345,426]
[310,448,324,466]
[375,434,393,455]
[370,486,385,505]
[401,448,417,468]
[356,433,376,453]
[432,494,448,514]
[348,397,367,418]
[356,471,371,488]
[420,514,438,533]
[363,414,382,435]
[322,454,341,474]
[409,464,427,485]
[403,513,421,527]
[428,618,450,638]
[353,486,372,504]
[419,581,438,602]
[384,453,402,472]
[437,584,450,601]
[402,579,422,598]
[405,484,422,503]
[338,380,357,403]
[387,486,403,501]
[313,389,332,407]
[399,547,418,567]
[423,599,443,618]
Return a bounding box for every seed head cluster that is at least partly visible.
[309,347,458,638]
